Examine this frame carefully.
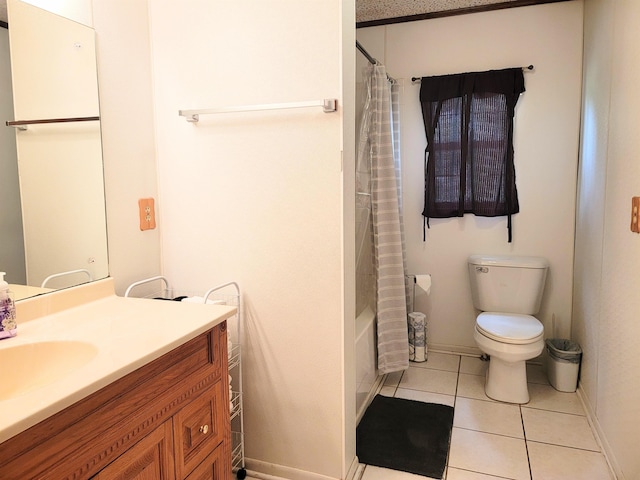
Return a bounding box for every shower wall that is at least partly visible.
[355,33,384,318]
[355,195,374,316]
[355,67,374,318]
[355,40,383,419]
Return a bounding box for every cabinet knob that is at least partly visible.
[199,424,209,434]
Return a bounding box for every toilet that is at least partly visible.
[468,255,549,404]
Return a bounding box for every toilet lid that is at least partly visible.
[476,312,543,345]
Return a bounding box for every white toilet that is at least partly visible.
[468,255,549,404]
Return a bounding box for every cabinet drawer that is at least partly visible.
[174,380,225,479]
[92,420,175,480]
[184,444,226,480]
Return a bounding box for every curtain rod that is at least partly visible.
[356,40,377,65]
[411,65,534,83]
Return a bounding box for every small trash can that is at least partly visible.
[545,339,582,392]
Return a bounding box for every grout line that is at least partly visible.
[453,355,461,400]
[452,425,526,441]
[520,405,587,417]
[394,386,456,399]
[455,393,497,403]
[445,358,460,480]
[446,466,515,480]
[520,404,534,479]
[525,439,602,454]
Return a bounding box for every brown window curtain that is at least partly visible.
[419,68,525,242]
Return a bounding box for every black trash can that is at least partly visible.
[545,339,582,392]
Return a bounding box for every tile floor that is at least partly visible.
[360,352,614,480]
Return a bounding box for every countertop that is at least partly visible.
[9,284,53,301]
[0,278,236,444]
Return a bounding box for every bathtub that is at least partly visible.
[355,305,383,424]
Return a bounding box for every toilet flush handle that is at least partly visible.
[476,266,489,273]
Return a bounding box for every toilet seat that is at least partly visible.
[476,312,543,345]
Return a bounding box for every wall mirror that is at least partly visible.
[0,0,108,300]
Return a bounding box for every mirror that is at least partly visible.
[1,0,108,300]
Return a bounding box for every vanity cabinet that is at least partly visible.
[0,322,231,480]
[92,420,176,479]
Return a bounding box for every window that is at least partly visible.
[419,68,525,242]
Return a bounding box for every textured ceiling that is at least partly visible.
[356,0,561,26]
[358,0,518,23]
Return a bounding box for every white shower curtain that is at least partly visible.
[357,64,409,374]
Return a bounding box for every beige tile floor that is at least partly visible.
[360,352,614,480]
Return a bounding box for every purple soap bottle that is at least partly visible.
[0,272,16,339]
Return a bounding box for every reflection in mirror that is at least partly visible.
[2,0,108,299]
[0,22,25,287]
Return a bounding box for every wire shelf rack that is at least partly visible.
[124,276,246,479]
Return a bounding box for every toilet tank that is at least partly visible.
[468,255,549,314]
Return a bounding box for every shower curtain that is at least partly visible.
[356,64,409,374]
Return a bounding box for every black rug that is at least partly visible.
[356,395,454,479]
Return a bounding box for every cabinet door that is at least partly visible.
[174,381,225,479]
[184,445,226,480]
[92,420,175,480]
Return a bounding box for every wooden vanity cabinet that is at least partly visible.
[184,447,227,480]
[92,420,176,480]
[0,322,232,480]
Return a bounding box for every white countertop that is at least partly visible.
[9,284,54,301]
[0,280,236,444]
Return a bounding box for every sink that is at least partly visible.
[0,341,99,400]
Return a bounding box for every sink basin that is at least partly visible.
[0,341,98,400]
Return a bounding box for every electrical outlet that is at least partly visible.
[631,197,640,233]
[138,198,156,231]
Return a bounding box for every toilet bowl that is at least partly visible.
[468,255,549,404]
[474,312,544,403]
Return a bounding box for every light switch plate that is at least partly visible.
[631,197,640,233]
[138,198,156,231]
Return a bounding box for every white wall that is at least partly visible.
[358,1,584,353]
[92,0,162,296]
[575,1,640,478]
[147,1,354,478]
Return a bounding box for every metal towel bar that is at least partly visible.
[6,116,100,131]
[179,98,338,123]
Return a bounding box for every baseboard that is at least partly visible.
[428,343,482,357]
[345,456,364,480]
[245,458,342,480]
[576,385,620,479]
[245,453,362,480]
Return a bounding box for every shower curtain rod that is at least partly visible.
[356,40,397,84]
[356,40,377,65]
[411,65,534,83]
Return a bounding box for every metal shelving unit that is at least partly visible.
[124,276,246,479]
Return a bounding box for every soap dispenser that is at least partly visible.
[0,272,16,339]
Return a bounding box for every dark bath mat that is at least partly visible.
[357,395,454,479]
